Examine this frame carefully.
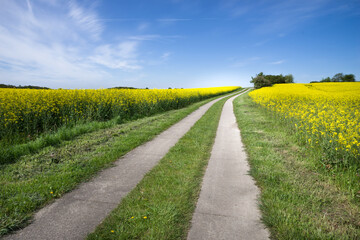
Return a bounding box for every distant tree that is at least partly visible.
[284,74,294,83]
[342,74,355,82]
[0,84,16,88]
[320,77,331,82]
[310,81,319,83]
[317,73,356,83]
[331,73,344,82]
[110,86,136,89]
[251,73,271,89]
[250,72,294,89]
[0,83,49,89]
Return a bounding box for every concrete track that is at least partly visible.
[4,91,242,240]
[187,91,269,240]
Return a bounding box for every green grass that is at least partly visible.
[233,93,360,239]
[0,89,241,165]
[0,88,241,148]
[86,93,233,239]
[0,93,237,237]
[1,117,123,165]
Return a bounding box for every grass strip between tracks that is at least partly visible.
[0,92,239,237]
[233,93,360,239]
[87,93,232,239]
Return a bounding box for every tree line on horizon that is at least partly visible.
[0,84,139,90]
[0,84,50,89]
[310,73,356,83]
[251,72,357,89]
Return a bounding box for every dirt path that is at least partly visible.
[4,91,242,240]
[187,91,269,240]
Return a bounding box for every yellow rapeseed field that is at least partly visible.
[0,87,239,141]
[249,82,360,162]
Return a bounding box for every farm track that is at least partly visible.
[187,91,269,240]
[4,90,246,240]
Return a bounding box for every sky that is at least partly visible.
[0,0,359,89]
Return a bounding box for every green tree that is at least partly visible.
[331,73,344,82]
[320,77,331,82]
[342,74,355,82]
[250,72,294,89]
[251,73,271,89]
[284,74,294,83]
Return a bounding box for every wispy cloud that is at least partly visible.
[137,22,149,31]
[0,0,152,88]
[221,0,349,34]
[89,42,141,70]
[231,56,261,67]
[128,34,182,41]
[128,35,162,41]
[26,0,34,16]
[161,52,172,61]
[269,60,285,65]
[157,18,191,22]
[157,18,191,26]
[145,51,173,67]
[68,1,103,41]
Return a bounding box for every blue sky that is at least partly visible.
[0,0,359,89]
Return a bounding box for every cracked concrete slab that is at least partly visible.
[4,91,241,240]
[187,90,270,240]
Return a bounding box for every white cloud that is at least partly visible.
[26,0,34,16]
[0,22,106,87]
[128,34,183,42]
[128,35,162,41]
[0,0,151,88]
[157,18,191,22]
[231,56,261,67]
[0,1,106,86]
[161,52,172,60]
[269,60,285,65]
[89,42,141,70]
[157,18,191,26]
[137,22,149,31]
[68,1,103,41]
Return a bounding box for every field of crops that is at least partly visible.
[0,87,239,144]
[249,82,360,164]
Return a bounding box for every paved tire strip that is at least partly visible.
[187,91,270,240]
[4,90,244,240]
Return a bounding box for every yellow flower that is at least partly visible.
[249,82,360,159]
[0,87,240,141]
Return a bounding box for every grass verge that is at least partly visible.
[1,118,121,165]
[0,93,236,237]
[233,93,360,239]
[86,93,233,239]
